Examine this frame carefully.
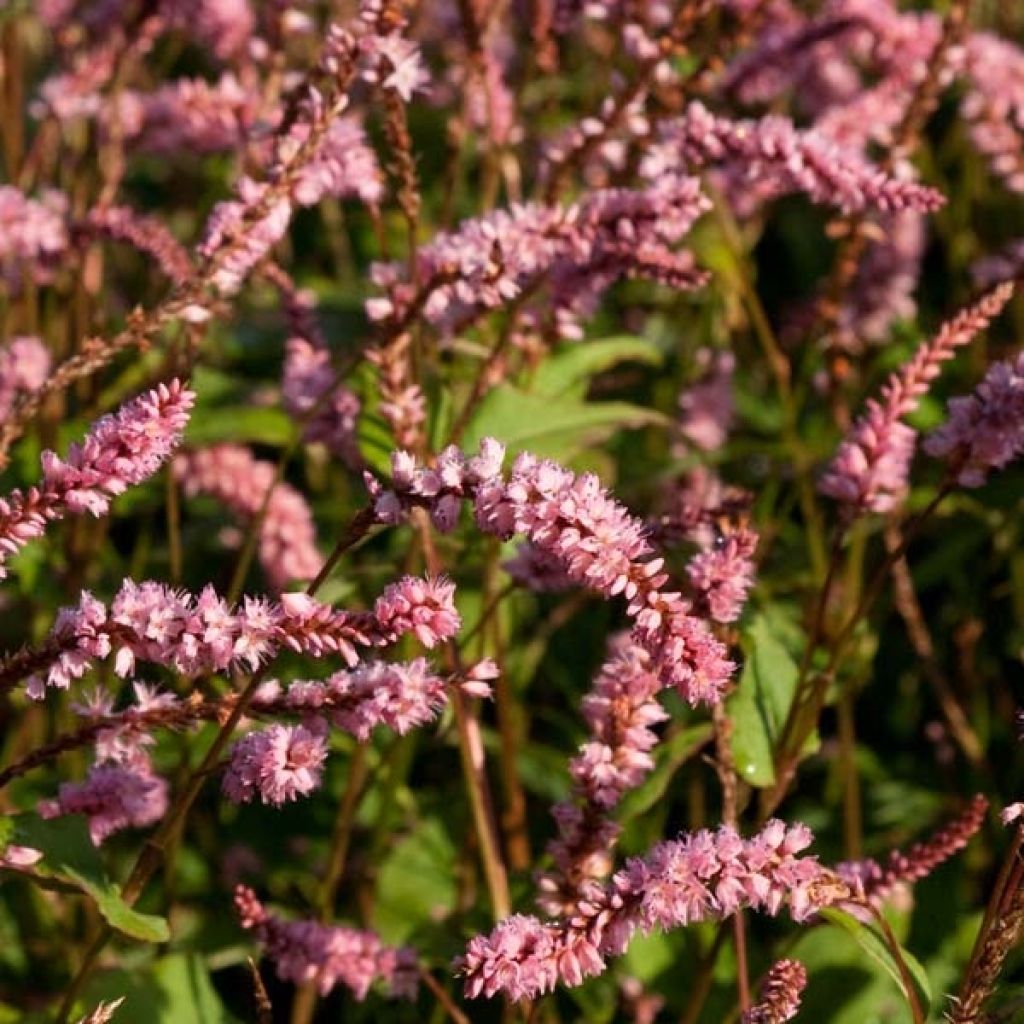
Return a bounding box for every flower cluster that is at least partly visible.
[282,337,362,468]
[222,722,329,807]
[642,102,946,215]
[459,821,841,1000]
[367,174,710,338]
[538,638,666,914]
[175,444,324,589]
[0,187,68,290]
[235,886,418,1001]
[0,380,195,577]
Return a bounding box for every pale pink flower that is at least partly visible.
[676,350,735,453]
[223,722,328,807]
[742,959,807,1024]
[282,337,361,468]
[0,187,68,290]
[686,523,758,623]
[0,336,51,420]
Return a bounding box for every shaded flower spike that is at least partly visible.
[820,284,1013,514]
[0,380,195,577]
[175,444,323,589]
[742,960,808,1024]
[235,886,418,1001]
[924,350,1024,487]
[644,102,946,214]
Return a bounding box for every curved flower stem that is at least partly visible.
[866,902,925,1024]
[419,964,472,1024]
[54,506,378,1022]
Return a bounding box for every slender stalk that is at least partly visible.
[866,902,925,1024]
[290,743,372,1024]
[419,966,472,1024]
[414,514,511,921]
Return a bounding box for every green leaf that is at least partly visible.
[10,815,169,943]
[185,405,293,447]
[820,908,931,1017]
[0,817,12,859]
[462,384,667,461]
[81,954,237,1023]
[372,818,456,943]
[528,336,663,399]
[727,613,802,787]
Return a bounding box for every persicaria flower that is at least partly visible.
[458,820,840,1000]
[0,380,194,577]
[820,285,1013,513]
[235,886,418,1000]
[223,722,329,807]
[0,337,51,420]
[282,337,362,468]
[686,523,758,623]
[924,350,1024,486]
[39,759,169,845]
[742,959,808,1024]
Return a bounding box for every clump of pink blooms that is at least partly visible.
[235,885,418,1001]
[686,522,759,624]
[675,349,736,454]
[820,284,1014,514]
[176,444,324,589]
[538,638,666,914]
[0,186,68,289]
[222,722,328,807]
[0,380,195,578]
[459,820,840,1000]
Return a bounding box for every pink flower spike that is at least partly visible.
[0,380,194,577]
[235,886,418,1001]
